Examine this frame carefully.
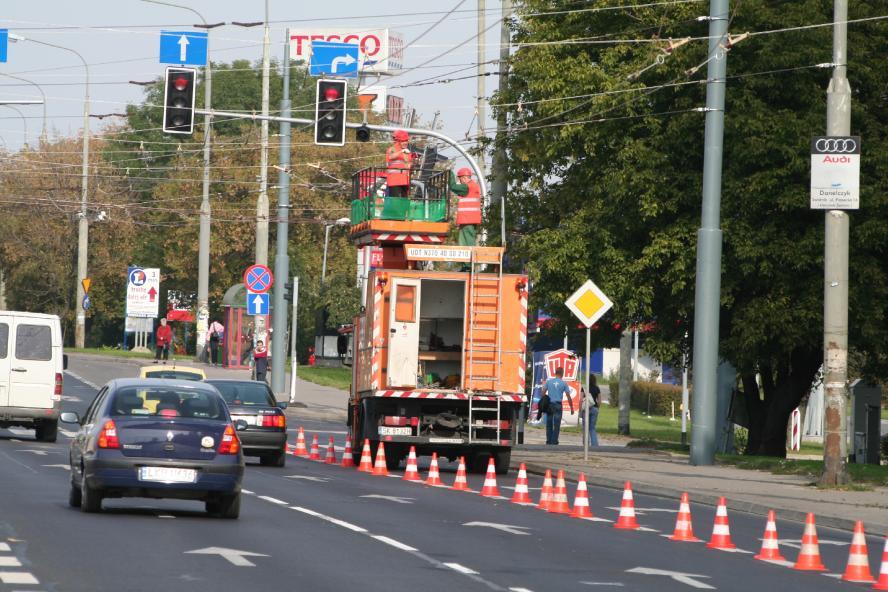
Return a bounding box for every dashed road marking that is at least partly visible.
[290,507,368,533]
[444,562,479,575]
[64,371,99,390]
[0,544,11,552]
[41,464,70,470]
[372,535,417,552]
[0,572,39,585]
[284,475,330,482]
[0,557,22,567]
[258,496,288,505]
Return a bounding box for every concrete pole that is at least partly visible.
[489,0,511,246]
[256,0,271,266]
[271,36,292,396]
[820,0,851,486]
[632,329,639,381]
[476,0,486,177]
[690,0,729,466]
[321,224,332,285]
[681,349,689,446]
[618,328,632,435]
[289,277,299,404]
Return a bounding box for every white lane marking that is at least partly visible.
[444,562,479,575]
[257,496,288,505]
[360,495,414,504]
[16,450,48,456]
[660,534,703,542]
[284,475,330,482]
[626,567,713,590]
[637,527,660,533]
[290,507,368,533]
[61,395,81,402]
[41,464,71,470]
[185,547,268,567]
[0,572,39,584]
[822,574,842,579]
[714,547,753,554]
[157,514,175,519]
[606,506,677,515]
[510,588,538,592]
[0,557,22,567]
[64,371,99,390]
[762,559,795,568]
[580,583,625,587]
[501,486,542,491]
[776,538,848,549]
[580,517,613,523]
[242,489,255,495]
[372,535,418,552]
[0,544,9,552]
[463,522,530,536]
[59,429,78,438]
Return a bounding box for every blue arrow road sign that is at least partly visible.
[309,41,359,78]
[160,31,208,66]
[247,291,269,316]
[0,30,8,63]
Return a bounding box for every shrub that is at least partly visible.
[881,433,888,463]
[630,380,685,416]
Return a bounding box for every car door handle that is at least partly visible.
[11,367,27,372]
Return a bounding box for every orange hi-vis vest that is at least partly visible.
[385,144,412,187]
[456,180,482,226]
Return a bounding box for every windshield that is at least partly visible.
[144,370,203,381]
[208,382,275,407]
[110,386,224,419]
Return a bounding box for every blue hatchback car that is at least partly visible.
[62,378,245,518]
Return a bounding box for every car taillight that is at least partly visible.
[218,424,240,455]
[97,420,120,449]
[54,373,63,397]
[261,414,286,428]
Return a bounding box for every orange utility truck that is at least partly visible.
[347,168,528,474]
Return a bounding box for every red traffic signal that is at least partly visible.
[315,79,347,147]
[163,66,197,135]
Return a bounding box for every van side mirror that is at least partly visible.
[63,354,69,370]
[60,412,80,424]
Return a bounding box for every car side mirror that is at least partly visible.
[276,401,288,410]
[63,354,69,370]
[234,419,249,431]
[60,412,80,424]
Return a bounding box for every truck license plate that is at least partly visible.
[378,426,411,436]
[139,467,197,484]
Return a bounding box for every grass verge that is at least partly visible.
[66,347,191,361]
[716,454,888,487]
[297,366,352,391]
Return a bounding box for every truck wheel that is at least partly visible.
[384,445,403,470]
[493,450,512,475]
[36,420,58,443]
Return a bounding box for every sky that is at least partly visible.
[0,0,505,166]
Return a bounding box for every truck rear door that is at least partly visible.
[9,320,54,409]
[0,316,10,407]
[387,278,421,387]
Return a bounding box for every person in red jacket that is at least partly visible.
[449,167,482,246]
[385,130,413,197]
[154,317,173,363]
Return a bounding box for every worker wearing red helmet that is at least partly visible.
[385,130,414,197]
[450,166,482,246]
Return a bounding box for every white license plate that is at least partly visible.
[234,415,259,426]
[377,426,411,436]
[139,466,197,484]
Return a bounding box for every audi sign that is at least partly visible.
[811,135,860,210]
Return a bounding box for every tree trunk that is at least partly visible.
[741,373,766,455]
[618,328,632,435]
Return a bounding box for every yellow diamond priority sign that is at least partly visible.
[565,279,613,328]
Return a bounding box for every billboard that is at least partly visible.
[289,29,403,74]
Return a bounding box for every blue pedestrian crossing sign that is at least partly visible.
[159,31,208,66]
[309,41,359,78]
[0,30,8,63]
[247,291,269,316]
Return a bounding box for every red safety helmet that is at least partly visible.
[393,129,409,142]
[456,167,473,177]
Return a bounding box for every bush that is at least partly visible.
[881,433,888,463]
[630,381,684,416]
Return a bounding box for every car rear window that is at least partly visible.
[110,387,224,419]
[209,382,275,407]
[144,370,203,381]
[15,324,51,361]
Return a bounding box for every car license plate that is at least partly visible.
[139,466,197,484]
[234,414,259,426]
[377,426,411,436]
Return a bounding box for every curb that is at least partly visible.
[515,460,888,535]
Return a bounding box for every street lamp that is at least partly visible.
[1,106,27,147]
[321,218,351,284]
[0,73,47,141]
[11,33,90,348]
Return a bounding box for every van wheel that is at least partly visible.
[80,480,103,513]
[36,420,58,443]
[68,482,82,508]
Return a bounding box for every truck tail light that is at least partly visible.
[97,420,120,449]
[410,417,419,427]
[218,424,240,455]
[383,416,409,427]
[261,414,286,428]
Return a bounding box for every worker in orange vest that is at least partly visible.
[449,167,482,246]
[385,130,413,197]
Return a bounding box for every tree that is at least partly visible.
[495,0,888,456]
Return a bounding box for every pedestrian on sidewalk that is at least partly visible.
[253,340,269,383]
[154,318,172,363]
[581,374,601,447]
[207,319,224,366]
[542,367,574,445]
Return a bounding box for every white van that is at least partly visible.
[0,312,66,442]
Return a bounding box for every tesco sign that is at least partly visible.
[289,29,403,74]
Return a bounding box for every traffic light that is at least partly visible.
[314,79,347,146]
[355,124,370,142]
[162,66,197,135]
[283,281,294,303]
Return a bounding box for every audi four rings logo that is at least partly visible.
[816,138,856,152]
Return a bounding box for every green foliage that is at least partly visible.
[718,454,888,487]
[298,366,352,391]
[630,381,683,416]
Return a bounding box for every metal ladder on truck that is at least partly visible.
[464,247,504,444]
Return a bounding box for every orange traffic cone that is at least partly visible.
[536,470,553,511]
[340,437,355,468]
[841,521,875,583]
[613,481,640,530]
[324,436,337,464]
[357,439,373,473]
[793,513,826,571]
[372,441,389,476]
[309,434,321,461]
[569,473,593,519]
[293,427,308,457]
[403,446,422,482]
[874,533,888,590]
[511,463,532,504]
[425,452,443,486]
[754,510,786,561]
[707,497,736,549]
[480,458,501,497]
[451,457,471,491]
[547,470,570,514]
[669,492,700,542]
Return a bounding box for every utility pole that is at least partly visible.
[271,35,291,396]
[690,0,729,466]
[490,0,511,246]
[476,0,486,177]
[618,328,632,435]
[255,0,271,266]
[819,0,851,486]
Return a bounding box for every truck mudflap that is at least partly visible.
[372,390,524,402]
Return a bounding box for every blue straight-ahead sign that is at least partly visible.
[309,41,359,78]
[159,31,208,66]
[246,291,269,316]
[0,30,8,63]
